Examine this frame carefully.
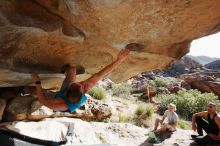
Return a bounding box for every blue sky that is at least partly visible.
[188,32,220,58]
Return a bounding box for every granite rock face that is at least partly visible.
[0,0,220,87]
[3,95,35,122]
[180,73,220,98]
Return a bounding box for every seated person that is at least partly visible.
[31,49,130,113]
[191,102,220,145]
[153,103,178,134]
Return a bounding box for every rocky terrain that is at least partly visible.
[131,56,220,99]
[1,117,196,146]
[0,84,197,146]
[163,56,202,77]
[0,1,220,145]
[180,72,220,98]
[205,60,220,70]
[0,78,198,146]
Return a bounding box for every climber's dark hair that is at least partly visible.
[65,83,83,103]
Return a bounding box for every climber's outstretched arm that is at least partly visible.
[62,66,76,87]
[85,49,130,88]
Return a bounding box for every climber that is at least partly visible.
[31,49,130,112]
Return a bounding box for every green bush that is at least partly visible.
[149,77,168,87]
[134,103,155,127]
[118,113,133,123]
[155,89,220,120]
[178,119,191,130]
[118,114,126,123]
[135,103,155,118]
[89,87,107,100]
[112,82,132,98]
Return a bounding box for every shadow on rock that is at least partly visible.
[139,131,173,146]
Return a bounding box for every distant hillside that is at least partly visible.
[163,56,202,77]
[187,55,220,65]
[205,60,220,70]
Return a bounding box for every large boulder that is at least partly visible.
[4,120,68,142]
[0,0,220,87]
[3,95,35,121]
[180,73,220,98]
[28,99,54,120]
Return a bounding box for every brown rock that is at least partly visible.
[181,81,191,90]
[0,98,7,121]
[0,0,220,87]
[143,86,171,102]
[167,85,184,94]
[91,103,112,121]
[3,95,35,121]
[180,73,220,98]
[143,86,157,97]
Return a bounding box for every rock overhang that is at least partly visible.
[0,0,220,87]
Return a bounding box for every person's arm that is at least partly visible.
[171,120,178,128]
[85,49,130,87]
[159,110,168,124]
[192,111,208,131]
[61,66,76,87]
[31,72,68,110]
[161,115,166,124]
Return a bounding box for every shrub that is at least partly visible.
[134,103,155,127]
[155,89,220,120]
[178,119,191,130]
[118,114,125,123]
[149,77,168,87]
[135,103,155,118]
[118,113,133,123]
[112,82,132,98]
[89,87,107,100]
[135,104,146,116]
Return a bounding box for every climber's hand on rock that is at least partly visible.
[117,48,130,61]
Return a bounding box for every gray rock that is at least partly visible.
[3,95,35,121]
